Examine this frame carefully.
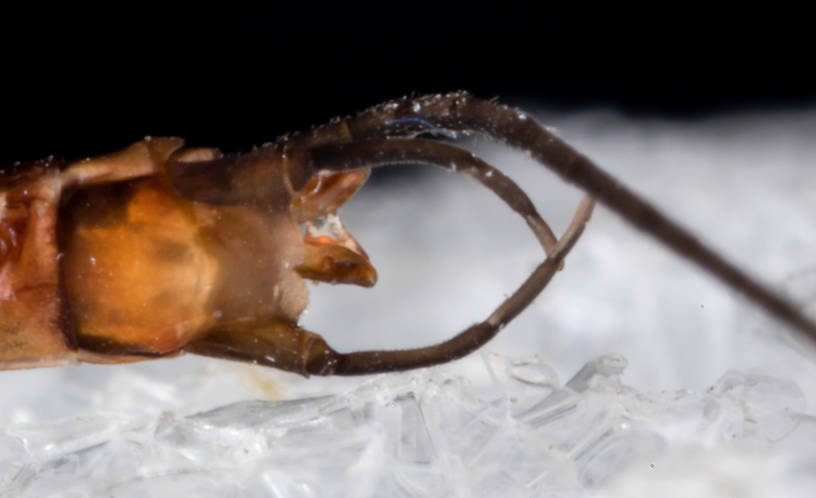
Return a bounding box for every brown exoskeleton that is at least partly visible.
[1,92,814,376]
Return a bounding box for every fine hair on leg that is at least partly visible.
[302,137,595,374]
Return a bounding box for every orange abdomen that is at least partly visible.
[60,179,218,354]
[59,176,310,356]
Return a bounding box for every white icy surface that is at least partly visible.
[1,106,815,496]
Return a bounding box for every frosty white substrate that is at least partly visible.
[1,354,814,497]
[1,107,814,496]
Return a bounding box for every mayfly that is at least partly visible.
[1,92,813,375]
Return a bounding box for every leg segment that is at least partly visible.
[284,92,816,343]
[315,196,594,375]
[308,139,560,255]
[183,320,341,376]
[302,138,594,375]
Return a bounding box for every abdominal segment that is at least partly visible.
[59,179,218,354]
[59,178,308,356]
[0,165,76,368]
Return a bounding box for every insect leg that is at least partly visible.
[296,138,595,375]
[307,139,562,256]
[183,320,342,376]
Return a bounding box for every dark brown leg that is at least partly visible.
[285,92,816,343]
[320,196,594,375]
[183,320,342,376]
[302,138,595,375]
[308,139,560,255]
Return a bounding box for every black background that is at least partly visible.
[3,5,813,166]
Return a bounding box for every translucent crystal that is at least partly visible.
[3,354,814,497]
